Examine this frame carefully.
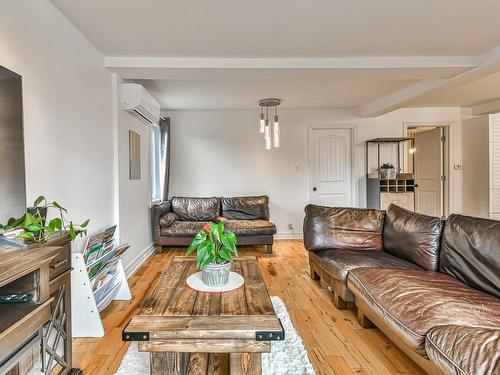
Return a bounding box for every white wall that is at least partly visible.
[115,77,154,274]
[490,113,500,220]
[0,1,115,250]
[462,115,490,218]
[164,107,463,237]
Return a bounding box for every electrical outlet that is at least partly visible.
[288,223,294,231]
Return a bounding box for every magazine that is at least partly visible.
[91,258,120,290]
[82,226,132,295]
[83,225,117,265]
[114,244,130,258]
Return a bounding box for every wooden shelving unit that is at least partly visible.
[0,301,45,332]
[366,137,416,211]
[0,244,60,373]
[0,232,76,374]
[379,179,415,192]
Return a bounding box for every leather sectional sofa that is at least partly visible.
[153,196,276,253]
[304,204,500,375]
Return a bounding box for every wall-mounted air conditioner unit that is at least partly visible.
[122,83,161,124]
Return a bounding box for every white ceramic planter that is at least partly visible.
[381,168,396,179]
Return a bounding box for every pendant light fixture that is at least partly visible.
[258,98,281,150]
[259,106,265,133]
[273,106,280,148]
[264,112,271,150]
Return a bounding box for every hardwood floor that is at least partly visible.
[72,240,425,375]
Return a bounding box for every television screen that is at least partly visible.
[0,65,26,225]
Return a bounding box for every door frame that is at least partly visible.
[402,122,450,218]
[307,123,358,207]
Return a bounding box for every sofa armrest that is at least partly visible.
[303,204,385,252]
[152,201,172,244]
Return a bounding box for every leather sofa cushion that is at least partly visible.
[310,249,420,283]
[347,268,500,355]
[159,212,179,228]
[440,214,500,298]
[303,205,385,252]
[160,221,207,237]
[224,220,276,236]
[222,196,270,220]
[171,197,220,222]
[383,204,443,271]
[425,325,500,375]
[160,220,276,237]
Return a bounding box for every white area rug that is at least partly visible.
[115,296,316,375]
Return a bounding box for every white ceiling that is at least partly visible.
[51,0,500,58]
[50,0,500,113]
[409,71,500,107]
[131,67,468,110]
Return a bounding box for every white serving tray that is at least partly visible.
[186,271,244,293]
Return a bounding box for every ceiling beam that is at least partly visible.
[471,99,500,116]
[359,79,446,117]
[105,56,476,70]
[360,45,500,117]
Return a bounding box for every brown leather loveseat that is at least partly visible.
[153,196,276,253]
[304,203,500,375]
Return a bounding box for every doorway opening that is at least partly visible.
[406,125,449,218]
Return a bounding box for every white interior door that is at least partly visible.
[309,127,353,207]
[414,128,443,217]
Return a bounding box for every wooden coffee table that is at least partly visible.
[123,256,283,375]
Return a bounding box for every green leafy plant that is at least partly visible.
[186,219,237,269]
[380,163,395,169]
[0,195,90,242]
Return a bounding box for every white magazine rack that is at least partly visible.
[71,233,131,337]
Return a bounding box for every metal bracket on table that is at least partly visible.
[255,318,285,341]
[122,331,150,341]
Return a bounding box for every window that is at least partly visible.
[150,124,161,203]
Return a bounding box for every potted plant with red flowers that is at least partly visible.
[186,218,237,287]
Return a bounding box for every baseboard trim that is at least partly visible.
[124,243,155,278]
[275,232,303,240]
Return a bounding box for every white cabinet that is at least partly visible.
[380,192,415,211]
